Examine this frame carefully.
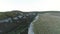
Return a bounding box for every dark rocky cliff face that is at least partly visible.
[0,10,37,34]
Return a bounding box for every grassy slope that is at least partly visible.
[0,12,17,19]
[33,13,60,34]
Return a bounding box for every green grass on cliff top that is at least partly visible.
[0,12,17,19]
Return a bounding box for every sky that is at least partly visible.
[0,0,60,12]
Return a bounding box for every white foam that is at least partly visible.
[28,14,39,34]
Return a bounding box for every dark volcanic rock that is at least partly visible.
[0,10,37,34]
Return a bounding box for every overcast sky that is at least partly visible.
[0,0,60,12]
